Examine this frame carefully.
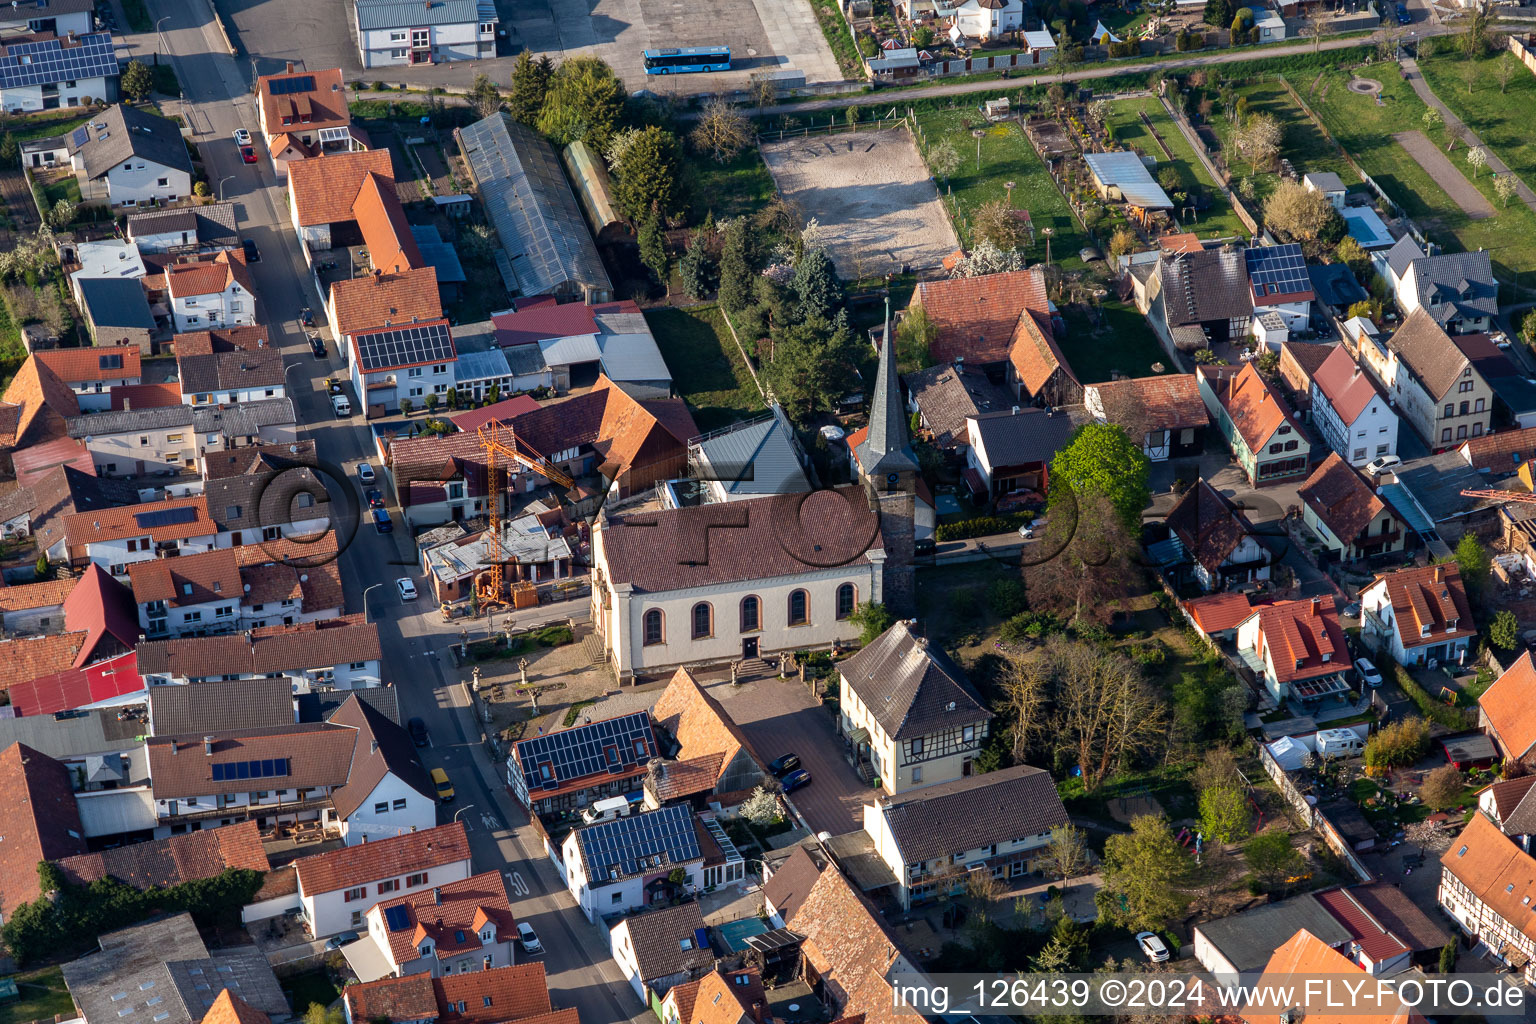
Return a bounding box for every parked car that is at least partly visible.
[1136,932,1170,963]
[781,768,812,793]
[372,508,393,534]
[1018,522,1035,539]
[407,717,428,747]
[358,462,376,484]
[325,931,359,951]
[331,393,350,417]
[366,489,384,510]
[1356,658,1383,687]
[767,753,801,777]
[232,128,251,145]
[516,922,543,955]
[396,577,417,601]
[325,378,345,395]
[240,145,257,164]
[431,767,455,802]
[300,307,315,327]
[1395,2,1411,23]
[308,334,326,358]
[1365,454,1402,476]
[914,537,936,557]
[242,238,259,263]
[819,424,845,442]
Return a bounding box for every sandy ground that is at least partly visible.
[759,127,960,277]
[1392,130,1495,219]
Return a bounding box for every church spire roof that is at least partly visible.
[856,297,919,481]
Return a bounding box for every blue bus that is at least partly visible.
[642,46,731,74]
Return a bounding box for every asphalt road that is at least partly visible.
[144,1,648,1018]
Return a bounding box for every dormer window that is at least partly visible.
[1295,659,1304,671]
[419,942,433,957]
[1321,651,1331,662]
[481,929,492,941]
[1421,623,1432,638]
[1448,618,1458,631]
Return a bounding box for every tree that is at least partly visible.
[972,199,1027,252]
[536,57,625,150]
[467,73,502,119]
[1404,818,1454,855]
[986,578,1027,618]
[1263,179,1339,242]
[1419,764,1466,812]
[1049,422,1151,531]
[121,59,153,102]
[1453,532,1491,607]
[849,601,894,645]
[1335,236,1369,278]
[1524,309,1536,346]
[791,246,842,323]
[614,127,683,221]
[1100,815,1191,931]
[949,242,1027,277]
[1199,785,1250,844]
[49,199,75,229]
[748,71,778,117]
[508,51,550,125]
[895,306,936,370]
[34,552,48,578]
[424,392,439,412]
[927,140,962,184]
[1307,5,1327,51]
[1233,112,1281,175]
[304,1003,345,1024]
[1422,106,1444,137]
[486,382,501,405]
[966,869,1004,923]
[1245,829,1304,890]
[1460,0,1489,57]
[1049,36,1080,80]
[1496,174,1520,209]
[1046,823,1091,885]
[717,218,761,313]
[1487,608,1520,652]
[1438,942,1458,974]
[0,130,16,163]
[690,95,753,163]
[1496,52,1519,93]
[192,180,210,198]
[1202,0,1231,27]
[679,228,717,301]
[1467,145,1489,179]
[1364,717,1432,769]
[1107,228,1139,263]
[762,316,853,422]
[741,785,780,825]
[1026,495,1143,627]
[638,213,669,294]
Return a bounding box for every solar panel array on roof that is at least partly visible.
[134,506,199,528]
[210,758,289,781]
[71,126,89,147]
[384,905,412,931]
[514,711,655,791]
[267,75,315,95]
[0,33,119,90]
[1246,243,1311,298]
[354,322,455,372]
[576,804,700,881]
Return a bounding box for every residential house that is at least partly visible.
[1182,592,1252,641]
[61,495,217,576]
[353,872,514,981]
[1480,651,1536,763]
[961,406,1080,502]
[646,668,765,809]
[55,818,272,898]
[662,969,765,1024]
[134,615,382,689]
[861,765,1068,909]
[561,805,707,921]
[1303,171,1348,209]
[0,576,76,635]
[0,31,117,114]
[206,467,333,548]
[1240,929,1423,1024]
[128,545,243,637]
[902,362,1013,451]
[1245,243,1314,332]
[67,104,192,205]
[354,0,496,67]
[1082,374,1208,462]
[145,676,294,736]
[0,741,89,921]
[66,399,299,476]
[678,406,809,506]
[127,202,239,253]
[1394,246,1497,334]
[60,913,289,1024]
[236,533,346,629]
[1236,595,1352,703]
[1298,453,1408,563]
[0,352,81,463]
[608,901,713,1004]
[1006,304,1081,408]
[906,269,1052,371]
[0,564,139,689]
[457,115,610,303]
[294,822,473,936]
[1,466,138,571]
[146,251,257,334]
[0,706,153,841]
[32,347,142,412]
[343,964,556,1024]
[1440,812,1536,984]
[1477,774,1536,835]
[590,487,883,681]
[255,65,366,175]
[946,0,1022,40]
[1142,247,1253,352]
[761,845,824,927]
[1308,262,1369,315]
[1197,362,1311,486]
[0,0,94,39]
[1359,562,1476,667]
[76,277,156,352]
[175,327,284,404]
[286,147,395,252]
[488,297,674,396]
[1310,345,1399,467]
[837,621,992,795]
[1163,479,1271,592]
[1356,309,1494,450]
[329,270,452,413]
[505,711,658,815]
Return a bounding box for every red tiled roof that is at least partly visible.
[201,990,271,1024]
[1198,362,1302,452]
[134,614,381,679]
[128,546,242,606]
[690,969,765,1024]
[1184,592,1252,635]
[1298,453,1387,546]
[332,268,442,337]
[0,742,88,916]
[63,495,213,548]
[913,269,1051,365]
[1087,374,1208,440]
[2,356,80,449]
[1165,478,1256,576]
[490,295,599,347]
[33,345,141,384]
[345,974,437,1024]
[65,563,146,667]
[109,382,184,411]
[1441,813,1536,948]
[1007,308,1074,398]
[1313,888,1409,964]
[651,669,757,783]
[1480,651,1536,760]
[11,437,95,488]
[1247,596,1351,684]
[369,871,515,967]
[354,172,423,275]
[1159,232,1204,254]
[257,67,349,134]
[1242,929,1421,1024]
[1366,562,1476,652]
[9,650,140,715]
[164,250,253,299]
[1,631,89,689]
[0,576,76,612]
[790,862,914,1024]
[1459,425,1536,474]
[295,822,469,895]
[1311,346,1384,425]
[288,147,395,227]
[57,819,269,890]
[433,964,552,1024]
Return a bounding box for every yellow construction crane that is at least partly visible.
[1461,489,1536,503]
[476,420,575,608]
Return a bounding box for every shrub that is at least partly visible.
[1108,40,1137,57]
[985,578,1027,618]
[935,516,1013,541]
[1363,717,1431,769]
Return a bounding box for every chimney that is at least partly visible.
[433,887,443,905]
[171,739,178,755]
[1310,596,1321,617]
[203,735,214,755]
[286,61,296,73]
[1434,564,1444,583]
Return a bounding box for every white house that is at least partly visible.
[158,252,257,334]
[340,311,457,414]
[134,615,383,691]
[1439,812,1536,985]
[353,0,497,67]
[286,148,396,251]
[61,495,218,577]
[1359,562,1476,668]
[355,872,515,981]
[946,0,1023,42]
[1246,243,1314,333]
[175,327,285,405]
[1163,479,1272,593]
[1235,596,1353,704]
[67,104,193,206]
[0,0,96,39]
[293,822,473,937]
[0,32,117,114]
[561,805,707,922]
[1303,171,1347,210]
[65,400,299,479]
[1310,346,1398,467]
[32,346,141,412]
[608,901,713,1005]
[962,407,1079,501]
[128,546,243,638]
[590,487,885,681]
[861,765,1068,910]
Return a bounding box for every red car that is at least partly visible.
[240,146,257,164]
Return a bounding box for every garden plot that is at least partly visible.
[759,128,958,278]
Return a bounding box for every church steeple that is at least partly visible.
[856,297,919,484]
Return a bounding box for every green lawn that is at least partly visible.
[1060,300,1171,383]
[1105,96,1248,240]
[280,969,339,1015]
[645,305,764,433]
[687,148,777,224]
[7,109,92,145]
[911,108,1087,269]
[1417,52,1536,180]
[1204,79,1349,201]
[41,175,81,209]
[0,967,75,1024]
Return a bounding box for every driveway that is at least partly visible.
[705,673,870,836]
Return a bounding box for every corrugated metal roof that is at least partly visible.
[355,0,483,29]
[1083,151,1173,209]
[457,114,611,300]
[455,348,511,382]
[691,409,809,495]
[597,333,671,384]
[538,333,601,366]
[410,225,466,283]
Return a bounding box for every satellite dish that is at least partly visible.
[290,444,299,453]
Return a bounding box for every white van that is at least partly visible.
[581,795,632,825]
[331,394,351,417]
[1316,728,1365,759]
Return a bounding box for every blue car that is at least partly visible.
[781,768,811,793]
[372,507,393,534]
[1395,3,1410,22]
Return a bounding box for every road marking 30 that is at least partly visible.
[506,871,530,897]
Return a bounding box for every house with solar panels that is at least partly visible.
[506,711,658,815]
[354,872,515,980]
[255,65,365,178]
[60,495,217,577]
[560,804,712,922]
[1245,243,1315,333]
[353,0,497,68]
[65,104,193,206]
[0,31,118,114]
